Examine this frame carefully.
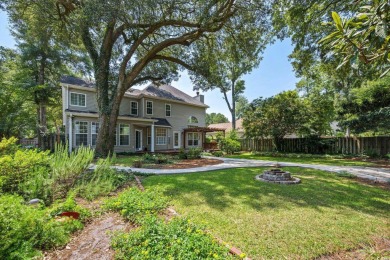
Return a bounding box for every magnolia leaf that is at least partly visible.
[375,23,387,38]
[332,12,343,31]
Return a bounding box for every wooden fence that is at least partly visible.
[240,136,390,156]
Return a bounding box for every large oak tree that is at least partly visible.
[2,0,269,156]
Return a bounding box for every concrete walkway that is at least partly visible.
[111,156,390,183]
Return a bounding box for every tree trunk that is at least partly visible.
[37,56,48,150]
[231,80,236,130]
[95,84,123,157]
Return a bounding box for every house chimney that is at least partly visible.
[193,86,204,103]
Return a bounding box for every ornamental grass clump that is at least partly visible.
[111,217,234,260]
[74,155,133,200]
[103,187,169,224]
[50,144,94,201]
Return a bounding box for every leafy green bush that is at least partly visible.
[217,131,241,155]
[111,217,233,260]
[212,151,224,157]
[187,148,202,159]
[74,156,133,201]
[50,144,94,201]
[142,153,156,163]
[103,187,169,224]
[132,159,143,168]
[0,194,83,259]
[178,148,187,159]
[0,137,19,156]
[0,148,50,199]
[48,192,91,222]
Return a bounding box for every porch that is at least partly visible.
[183,127,225,151]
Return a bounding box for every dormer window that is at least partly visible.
[188,116,198,124]
[70,92,86,107]
[131,101,138,115]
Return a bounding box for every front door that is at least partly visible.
[173,131,181,149]
[135,130,142,151]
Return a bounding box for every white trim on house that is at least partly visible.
[70,92,87,107]
[91,122,99,146]
[64,111,157,123]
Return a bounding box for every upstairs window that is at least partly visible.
[70,92,86,107]
[75,121,88,146]
[188,116,198,124]
[165,104,171,117]
[131,101,138,115]
[146,101,153,115]
[91,122,99,146]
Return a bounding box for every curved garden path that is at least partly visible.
[111,156,390,183]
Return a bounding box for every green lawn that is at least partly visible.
[114,155,143,166]
[143,168,390,259]
[225,152,378,166]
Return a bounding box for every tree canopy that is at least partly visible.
[206,113,229,126]
[4,0,267,155]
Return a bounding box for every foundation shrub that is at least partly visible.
[187,148,202,159]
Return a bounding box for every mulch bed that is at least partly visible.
[144,158,223,169]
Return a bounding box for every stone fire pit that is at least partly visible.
[255,168,301,184]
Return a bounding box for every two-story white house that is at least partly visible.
[61,76,208,153]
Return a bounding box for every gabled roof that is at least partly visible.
[60,75,207,107]
[139,84,207,107]
[60,75,95,88]
[208,118,244,132]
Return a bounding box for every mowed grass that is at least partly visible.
[143,168,390,259]
[226,152,377,167]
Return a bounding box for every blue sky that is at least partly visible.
[0,10,299,120]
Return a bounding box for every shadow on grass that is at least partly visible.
[143,167,390,218]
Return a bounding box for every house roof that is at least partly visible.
[60,75,207,107]
[60,75,95,88]
[152,118,171,127]
[139,84,208,107]
[208,118,244,132]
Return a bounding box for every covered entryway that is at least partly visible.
[183,127,225,150]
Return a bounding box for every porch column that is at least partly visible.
[68,115,73,153]
[151,123,155,152]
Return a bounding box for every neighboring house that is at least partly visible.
[61,76,208,153]
[208,118,245,138]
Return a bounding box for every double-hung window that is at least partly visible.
[165,104,171,117]
[131,101,138,115]
[75,121,88,146]
[156,128,167,145]
[91,122,99,146]
[119,124,130,145]
[146,101,153,115]
[70,92,86,107]
[187,132,199,146]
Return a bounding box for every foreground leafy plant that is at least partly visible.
[103,187,169,224]
[0,194,84,259]
[112,217,234,260]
